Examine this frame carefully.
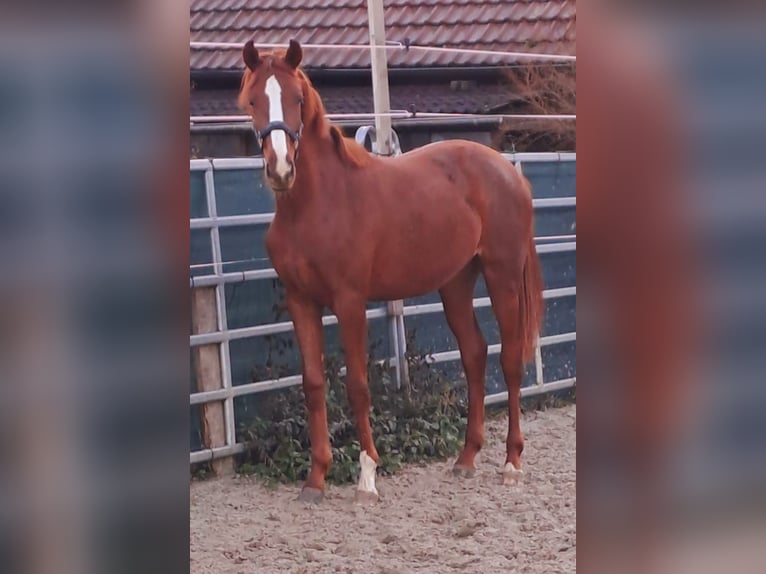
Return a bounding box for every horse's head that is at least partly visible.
[240,40,305,193]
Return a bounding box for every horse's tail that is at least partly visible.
[520,227,545,364]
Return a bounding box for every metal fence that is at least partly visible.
[189,152,576,465]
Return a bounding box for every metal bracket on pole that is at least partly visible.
[354,125,402,156]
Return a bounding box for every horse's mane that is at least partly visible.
[238,54,371,168]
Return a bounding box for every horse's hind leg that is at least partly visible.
[482,259,527,485]
[439,258,487,476]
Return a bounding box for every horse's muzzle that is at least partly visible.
[265,162,295,192]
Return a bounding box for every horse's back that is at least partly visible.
[390,139,531,215]
[397,139,534,264]
[353,139,531,299]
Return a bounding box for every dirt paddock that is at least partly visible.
[190,405,576,573]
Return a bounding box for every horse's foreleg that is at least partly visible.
[335,296,380,503]
[287,294,331,503]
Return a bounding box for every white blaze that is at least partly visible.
[264,75,291,179]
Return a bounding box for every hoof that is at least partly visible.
[452,464,477,478]
[502,462,524,485]
[297,487,324,504]
[354,489,380,505]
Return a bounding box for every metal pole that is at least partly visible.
[204,167,237,453]
[366,0,410,391]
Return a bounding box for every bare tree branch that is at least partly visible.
[495,63,576,152]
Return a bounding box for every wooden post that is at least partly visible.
[191,286,235,476]
[366,0,394,156]
[366,0,410,390]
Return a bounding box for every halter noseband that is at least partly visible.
[256,121,302,148]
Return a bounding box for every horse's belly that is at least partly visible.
[367,263,471,301]
[367,221,480,300]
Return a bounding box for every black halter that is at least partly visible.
[253,95,304,158]
[256,121,302,148]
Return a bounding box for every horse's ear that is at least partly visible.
[243,41,260,71]
[284,39,303,69]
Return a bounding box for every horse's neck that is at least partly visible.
[273,126,347,217]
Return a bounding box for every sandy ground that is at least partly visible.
[190,405,576,574]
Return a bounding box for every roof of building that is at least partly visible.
[190,0,576,71]
[191,80,520,117]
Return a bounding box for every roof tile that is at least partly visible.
[191,0,575,70]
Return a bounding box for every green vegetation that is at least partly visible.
[236,335,468,485]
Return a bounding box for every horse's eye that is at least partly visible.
[249,101,255,107]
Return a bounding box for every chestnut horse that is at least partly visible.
[239,40,543,503]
